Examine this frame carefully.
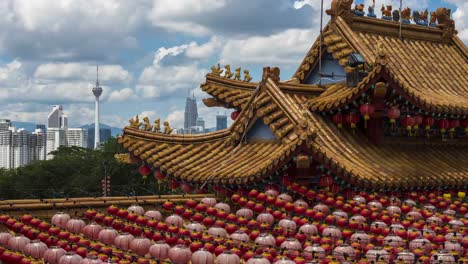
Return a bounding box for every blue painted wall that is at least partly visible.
[246,119,277,141]
[305,52,346,85]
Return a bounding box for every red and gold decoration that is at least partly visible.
[386,107,400,128]
[345,112,360,130]
[359,103,375,128]
[401,115,415,136]
[332,112,344,129]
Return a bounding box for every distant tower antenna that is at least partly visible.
[319,0,324,86]
[92,65,103,149]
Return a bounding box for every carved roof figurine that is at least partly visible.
[381,5,392,20]
[401,7,411,24]
[119,0,467,189]
[327,0,354,25]
[367,0,376,18]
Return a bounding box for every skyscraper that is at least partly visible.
[92,66,103,149]
[184,93,198,129]
[46,105,87,159]
[216,114,227,131]
[46,105,67,159]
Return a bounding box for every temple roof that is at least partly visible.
[295,15,468,115]
[120,71,468,188]
[119,4,468,189]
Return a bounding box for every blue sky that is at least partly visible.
[0,0,465,130]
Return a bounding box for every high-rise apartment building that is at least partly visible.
[216,114,227,131]
[0,124,46,169]
[46,105,87,159]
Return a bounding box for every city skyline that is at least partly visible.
[0,0,465,130]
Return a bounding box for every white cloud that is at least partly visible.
[164,110,184,130]
[34,63,131,83]
[148,0,226,35]
[220,28,316,68]
[108,88,137,102]
[137,43,208,99]
[444,0,468,42]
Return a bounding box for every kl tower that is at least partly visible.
[92,66,103,149]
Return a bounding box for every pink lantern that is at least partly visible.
[114,232,135,251]
[127,204,144,215]
[396,250,416,264]
[254,233,276,247]
[387,107,401,124]
[43,246,66,264]
[201,197,217,207]
[214,203,231,213]
[293,199,308,207]
[165,214,184,227]
[273,258,295,264]
[448,219,464,232]
[208,227,228,238]
[180,182,194,193]
[313,203,330,214]
[332,244,356,262]
[265,189,279,197]
[149,241,171,260]
[386,205,401,215]
[350,215,366,224]
[246,255,270,264]
[429,250,455,263]
[80,255,103,264]
[303,244,326,260]
[191,248,214,264]
[280,238,302,253]
[230,231,249,243]
[365,247,390,263]
[82,222,103,240]
[367,200,383,211]
[186,222,205,233]
[59,252,83,264]
[322,226,342,244]
[278,219,297,231]
[298,224,318,236]
[409,238,432,255]
[0,232,12,246]
[236,208,254,220]
[383,234,404,248]
[8,235,30,251]
[144,210,162,221]
[350,231,370,248]
[277,193,293,202]
[51,212,71,229]
[98,227,118,245]
[256,213,274,225]
[130,237,151,256]
[23,239,48,259]
[216,250,240,264]
[444,240,463,256]
[65,219,86,234]
[168,244,192,264]
[407,210,422,221]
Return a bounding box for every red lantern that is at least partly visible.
[387,107,400,125]
[169,179,180,190]
[413,115,423,129]
[231,111,239,121]
[437,118,450,133]
[345,113,360,129]
[423,116,435,130]
[332,113,344,128]
[153,170,166,181]
[359,103,375,128]
[180,183,193,193]
[138,165,151,177]
[401,116,415,134]
[461,119,468,132]
[449,119,459,138]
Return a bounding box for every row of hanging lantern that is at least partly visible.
[331,103,468,138]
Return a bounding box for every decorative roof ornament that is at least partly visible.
[435,7,456,41]
[262,67,280,83]
[114,153,131,164]
[374,42,388,66]
[243,70,253,82]
[326,0,354,26]
[381,5,392,21]
[210,63,223,76]
[129,115,141,128]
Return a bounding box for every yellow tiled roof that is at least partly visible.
[296,16,468,115]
